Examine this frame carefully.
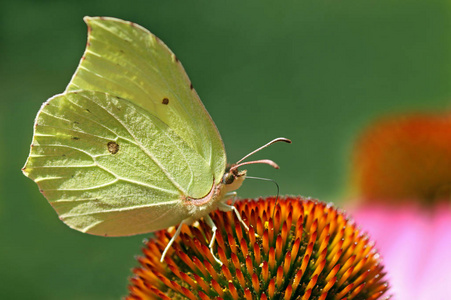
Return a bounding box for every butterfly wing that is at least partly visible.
[23,91,217,236]
[23,17,227,236]
[66,17,226,186]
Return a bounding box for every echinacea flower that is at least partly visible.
[348,113,451,299]
[127,196,389,300]
[350,113,451,204]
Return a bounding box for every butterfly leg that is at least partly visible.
[160,219,187,262]
[204,215,223,265]
[218,202,250,231]
[224,191,237,200]
[221,191,250,230]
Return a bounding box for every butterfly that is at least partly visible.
[22,16,290,264]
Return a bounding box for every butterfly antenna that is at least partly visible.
[246,176,280,219]
[246,176,280,199]
[229,137,291,172]
[235,137,291,164]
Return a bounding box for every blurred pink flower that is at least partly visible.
[351,203,451,299]
[348,112,451,299]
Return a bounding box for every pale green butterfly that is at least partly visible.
[22,16,290,264]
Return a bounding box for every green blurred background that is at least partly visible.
[1,0,451,298]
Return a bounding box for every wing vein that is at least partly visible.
[35,144,97,158]
[61,200,179,217]
[37,124,113,142]
[45,179,119,191]
[51,98,123,138]
[53,193,159,203]
[78,63,156,104]
[77,92,188,194]
[94,163,179,195]
[89,25,213,168]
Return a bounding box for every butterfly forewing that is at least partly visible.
[66,17,226,190]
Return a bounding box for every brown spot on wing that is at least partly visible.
[162,98,169,105]
[107,141,120,154]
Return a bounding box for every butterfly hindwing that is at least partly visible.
[23,90,214,236]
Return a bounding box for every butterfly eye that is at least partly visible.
[222,172,235,185]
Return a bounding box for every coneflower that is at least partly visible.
[127,197,389,300]
[351,113,451,203]
[348,112,451,299]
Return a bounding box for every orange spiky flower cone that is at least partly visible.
[127,197,389,300]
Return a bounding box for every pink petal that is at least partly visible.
[350,203,451,299]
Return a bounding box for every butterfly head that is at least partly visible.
[222,137,291,193]
[222,165,247,192]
